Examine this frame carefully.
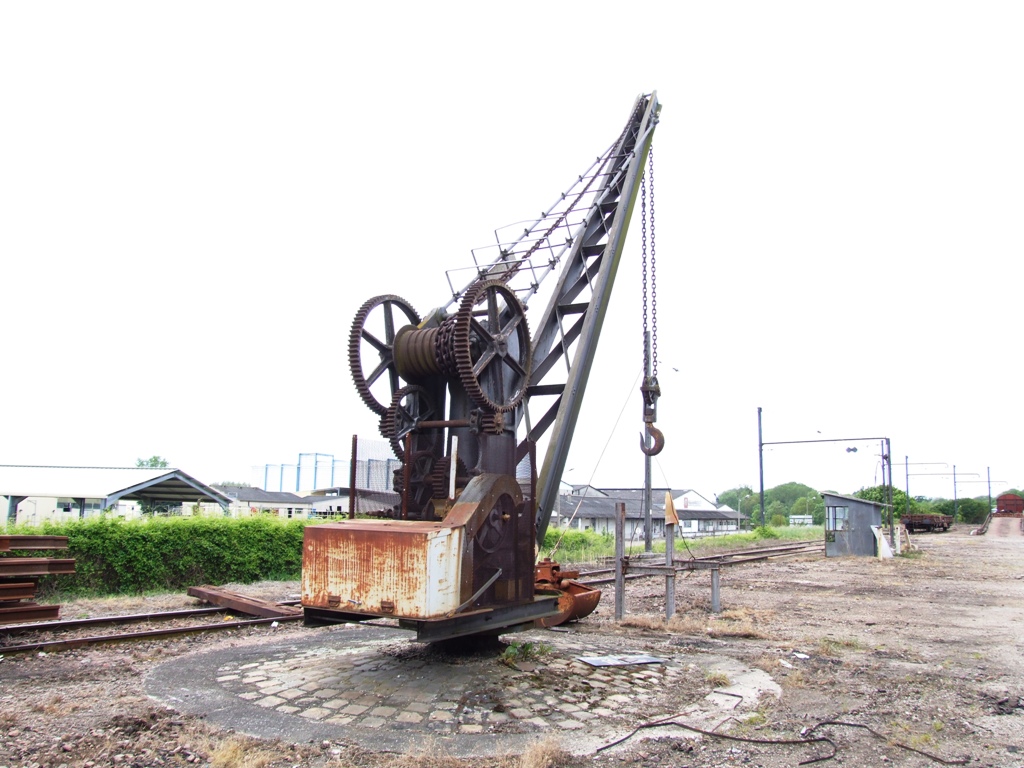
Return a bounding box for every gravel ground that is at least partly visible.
[2,524,1023,768]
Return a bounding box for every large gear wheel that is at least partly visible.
[349,295,421,416]
[381,385,440,459]
[392,450,438,520]
[431,455,469,499]
[453,280,531,412]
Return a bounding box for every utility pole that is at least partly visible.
[757,407,766,528]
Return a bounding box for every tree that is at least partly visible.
[717,486,753,513]
[954,498,988,525]
[766,500,786,525]
[765,482,817,510]
[789,495,824,524]
[137,456,169,468]
[854,485,912,519]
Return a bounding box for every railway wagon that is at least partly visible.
[995,493,1024,517]
[902,513,953,533]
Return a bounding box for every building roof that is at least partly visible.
[214,485,308,505]
[556,489,745,522]
[0,465,233,508]
[821,492,886,509]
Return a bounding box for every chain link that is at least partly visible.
[640,168,649,375]
[649,147,657,377]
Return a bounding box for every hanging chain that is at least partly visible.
[641,164,649,375]
[639,144,664,457]
[648,147,657,377]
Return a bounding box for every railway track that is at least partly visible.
[0,602,303,655]
[0,542,823,654]
[579,540,824,584]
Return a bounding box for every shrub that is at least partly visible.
[10,516,310,597]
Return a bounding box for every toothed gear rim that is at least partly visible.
[453,280,531,412]
[431,456,469,498]
[349,295,421,416]
[382,385,440,459]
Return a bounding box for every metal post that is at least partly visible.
[614,502,626,621]
[757,407,766,528]
[710,566,721,613]
[953,465,958,521]
[665,519,676,619]
[885,438,894,548]
[987,466,992,516]
[348,435,358,520]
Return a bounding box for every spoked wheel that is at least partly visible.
[453,280,531,412]
[381,385,441,459]
[349,295,421,416]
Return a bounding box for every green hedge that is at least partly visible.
[6,516,312,597]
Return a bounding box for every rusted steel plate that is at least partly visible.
[0,602,60,624]
[0,536,69,551]
[187,585,302,618]
[0,582,38,602]
[0,558,77,576]
[302,520,463,619]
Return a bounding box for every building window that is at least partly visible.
[826,506,849,531]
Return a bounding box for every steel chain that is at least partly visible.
[641,169,649,375]
[649,147,657,376]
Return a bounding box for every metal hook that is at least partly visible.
[639,423,665,456]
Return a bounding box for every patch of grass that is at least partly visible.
[744,711,767,726]
[518,737,573,768]
[817,636,862,656]
[784,670,808,688]
[210,737,277,768]
[500,641,553,668]
[705,670,732,688]
[899,549,925,559]
[622,614,667,631]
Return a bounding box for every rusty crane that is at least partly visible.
[302,93,662,642]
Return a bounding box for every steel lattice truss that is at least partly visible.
[439,94,661,539]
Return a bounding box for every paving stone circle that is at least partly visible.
[212,637,690,737]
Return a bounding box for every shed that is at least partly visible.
[995,493,1024,516]
[821,492,885,557]
[0,465,233,524]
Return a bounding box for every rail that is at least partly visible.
[0,602,302,655]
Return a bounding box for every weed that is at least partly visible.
[210,737,277,768]
[744,711,767,726]
[518,737,573,768]
[500,641,552,667]
[705,670,732,688]
[817,636,861,656]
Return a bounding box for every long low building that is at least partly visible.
[555,486,748,539]
[1,465,233,525]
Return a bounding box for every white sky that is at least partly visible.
[2,2,1021,502]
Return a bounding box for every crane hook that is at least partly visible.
[639,422,665,456]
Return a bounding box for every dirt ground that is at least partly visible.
[2,522,1023,768]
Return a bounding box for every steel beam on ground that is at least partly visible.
[0,582,38,601]
[0,602,61,624]
[0,535,69,551]
[0,558,76,576]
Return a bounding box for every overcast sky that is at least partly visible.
[2,2,1021,502]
